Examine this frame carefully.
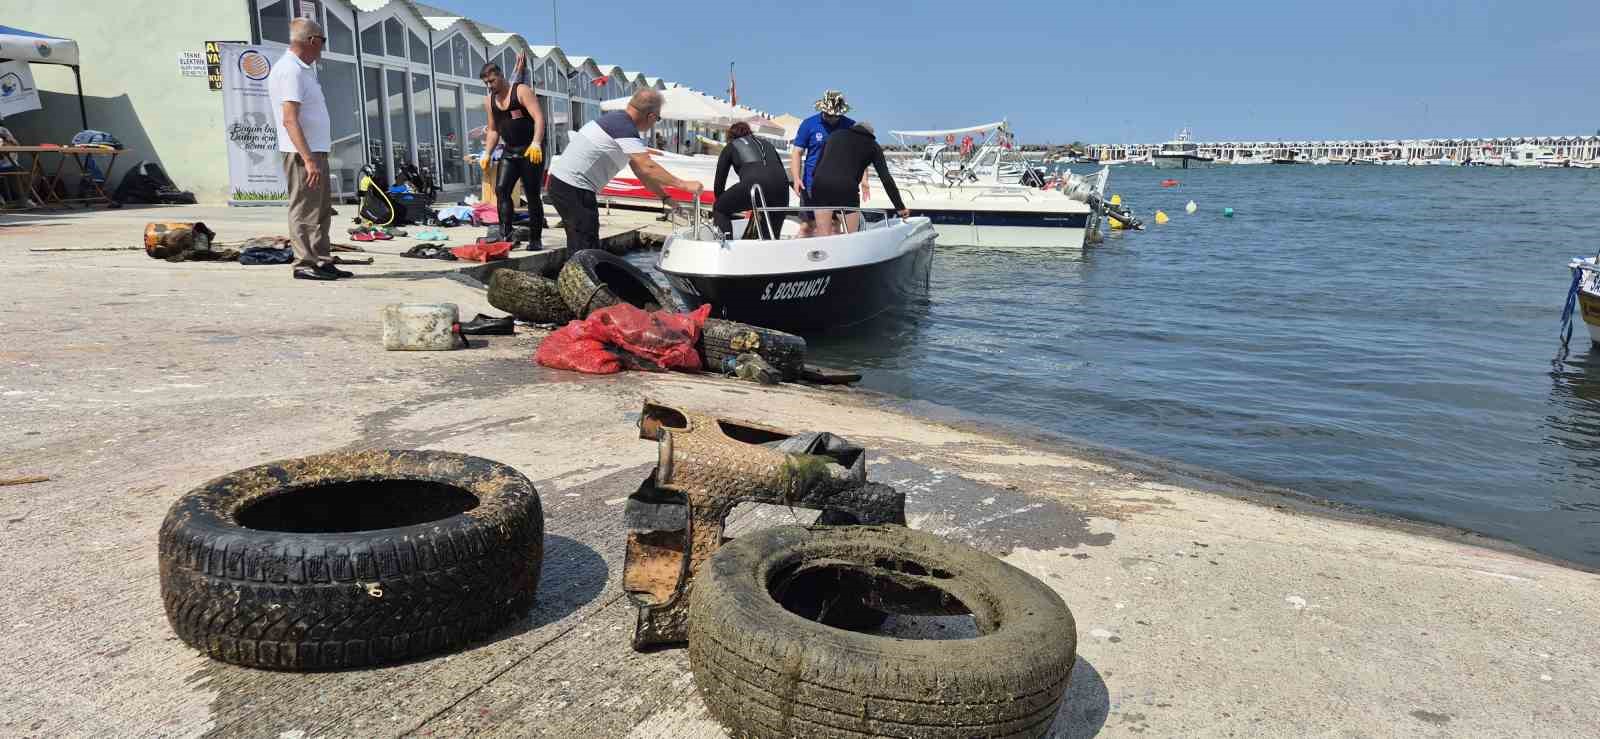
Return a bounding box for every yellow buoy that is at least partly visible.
[1110,194,1122,205]
[1185,200,1197,214]
[1154,210,1169,224]
[1110,217,1126,230]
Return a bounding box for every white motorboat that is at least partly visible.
[1231,153,1271,165]
[1565,257,1600,347]
[871,121,1111,248]
[657,207,935,334]
[1507,144,1569,168]
[1152,129,1214,169]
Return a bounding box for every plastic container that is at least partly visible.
[382,303,460,351]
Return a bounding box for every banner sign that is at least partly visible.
[219,43,288,205]
[0,60,42,118]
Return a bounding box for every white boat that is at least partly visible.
[657,208,935,334]
[1507,143,1569,168]
[1152,129,1214,169]
[871,121,1112,248]
[1231,153,1270,165]
[1565,257,1600,346]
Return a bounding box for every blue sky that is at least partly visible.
[441,0,1600,143]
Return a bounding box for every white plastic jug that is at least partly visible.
[382,303,461,351]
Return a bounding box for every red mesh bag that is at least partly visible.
[535,317,623,374]
[450,241,512,262]
[534,304,711,374]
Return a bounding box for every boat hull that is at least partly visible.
[658,220,935,334]
[916,209,1091,248]
[1152,155,1212,169]
[1581,289,1600,345]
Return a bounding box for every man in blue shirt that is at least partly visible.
[789,90,855,236]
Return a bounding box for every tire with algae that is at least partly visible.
[688,524,1076,738]
[488,268,575,324]
[157,449,543,671]
[556,248,682,318]
[698,319,806,381]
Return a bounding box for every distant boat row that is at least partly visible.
[1091,131,1598,169]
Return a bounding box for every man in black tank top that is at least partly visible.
[479,61,546,248]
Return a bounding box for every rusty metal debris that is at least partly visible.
[622,400,906,649]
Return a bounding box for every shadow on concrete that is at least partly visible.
[7,90,162,192]
[506,533,612,632]
[1047,656,1111,738]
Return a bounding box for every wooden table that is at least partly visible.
[0,145,121,209]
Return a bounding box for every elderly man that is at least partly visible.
[268,18,345,281]
[546,89,702,251]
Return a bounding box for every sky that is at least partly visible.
[435,0,1600,144]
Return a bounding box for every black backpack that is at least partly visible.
[113,161,197,204]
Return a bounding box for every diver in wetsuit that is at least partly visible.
[478,60,546,248]
[809,121,910,236]
[712,122,790,239]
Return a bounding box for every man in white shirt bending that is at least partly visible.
[267,18,345,281]
[546,89,701,251]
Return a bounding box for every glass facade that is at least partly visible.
[413,72,435,181]
[387,68,412,175]
[260,0,290,44]
[437,84,463,186]
[250,1,671,198]
[363,65,386,180]
[321,58,362,196]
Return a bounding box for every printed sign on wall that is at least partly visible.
[178,51,206,78]
[219,43,288,205]
[0,60,41,118]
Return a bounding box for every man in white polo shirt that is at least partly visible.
[267,18,345,281]
[547,89,701,251]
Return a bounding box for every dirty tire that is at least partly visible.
[688,525,1076,739]
[157,449,544,671]
[557,248,682,318]
[488,268,575,324]
[699,319,806,381]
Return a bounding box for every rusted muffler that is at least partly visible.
[622,400,905,649]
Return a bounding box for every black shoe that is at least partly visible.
[459,314,515,335]
[293,265,337,281]
[318,263,354,278]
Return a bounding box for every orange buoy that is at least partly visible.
[1161,179,1179,187]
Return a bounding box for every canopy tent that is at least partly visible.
[601,85,740,125]
[771,113,804,140]
[0,25,86,128]
[888,121,1008,139]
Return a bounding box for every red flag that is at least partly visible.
[592,75,609,86]
[728,62,737,106]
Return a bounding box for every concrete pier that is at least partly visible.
[2,205,1596,737]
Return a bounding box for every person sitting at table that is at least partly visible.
[0,124,35,208]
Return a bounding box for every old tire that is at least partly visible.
[488,268,575,324]
[557,248,682,318]
[157,449,544,671]
[699,319,806,381]
[688,525,1076,738]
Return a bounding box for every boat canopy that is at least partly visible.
[889,121,1008,138]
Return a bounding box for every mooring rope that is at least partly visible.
[1560,266,1583,348]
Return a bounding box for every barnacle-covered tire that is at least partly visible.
[688,525,1076,738]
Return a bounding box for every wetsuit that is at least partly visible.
[491,83,542,244]
[712,135,790,238]
[809,125,905,212]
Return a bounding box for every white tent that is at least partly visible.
[601,85,738,124]
[0,25,86,127]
